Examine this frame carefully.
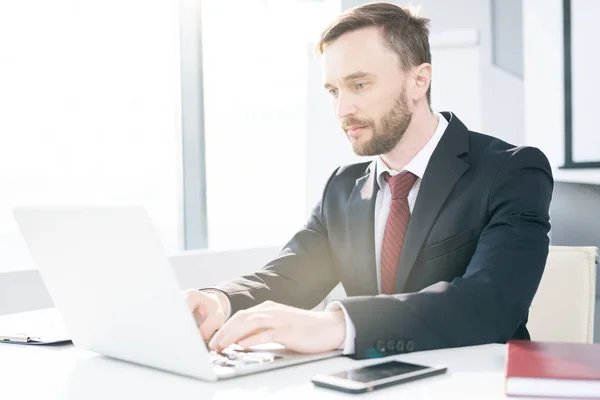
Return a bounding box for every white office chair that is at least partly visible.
[527,245,598,343]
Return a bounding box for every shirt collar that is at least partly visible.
[376,112,450,190]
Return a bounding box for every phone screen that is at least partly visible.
[331,361,429,383]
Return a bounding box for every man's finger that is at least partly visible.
[185,290,206,314]
[236,328,276,349]
[199,314,221,341]
[210,312,276,352]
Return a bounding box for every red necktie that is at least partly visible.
[381,171,418,295]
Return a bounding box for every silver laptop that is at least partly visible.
[12,206,341,381]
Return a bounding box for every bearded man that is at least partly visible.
[185,2,553,360]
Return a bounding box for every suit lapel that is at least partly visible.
[346,161,379,295]
[394,112,471,292]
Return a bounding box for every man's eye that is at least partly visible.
[329,88,338,96]
[355,83,367,90]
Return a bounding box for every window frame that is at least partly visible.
[179,0,209,249]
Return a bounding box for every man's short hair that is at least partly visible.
[317,2,432,104]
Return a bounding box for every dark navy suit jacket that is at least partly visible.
[213,112,554,359]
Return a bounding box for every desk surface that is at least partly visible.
[0,310,547,400]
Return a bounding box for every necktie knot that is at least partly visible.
[384,171,418,200]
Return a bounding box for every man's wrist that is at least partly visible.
[200,289,231,319]
[327,309,347,350]
[325,301,356,354]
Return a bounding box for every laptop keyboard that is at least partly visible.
[210,348,283,368]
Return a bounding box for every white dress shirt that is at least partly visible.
[328,112,450,354]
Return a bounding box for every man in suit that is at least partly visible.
[185,2,553,359]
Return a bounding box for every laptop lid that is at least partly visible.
[12,206,217,381]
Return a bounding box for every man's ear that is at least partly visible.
[412,63,432,101]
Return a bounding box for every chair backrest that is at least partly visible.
[528,245,598,343]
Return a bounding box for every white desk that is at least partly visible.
[0,310,545,399]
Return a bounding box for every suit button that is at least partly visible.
[387,340,396,352]
[406,341,415,352]
[396,340,405,352]
[376,340,387,353]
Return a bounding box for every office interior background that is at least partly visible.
[0,0,598,339]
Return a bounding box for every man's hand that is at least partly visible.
[208,300,346,354]
[184,289,229,341]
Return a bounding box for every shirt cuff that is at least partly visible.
[326,301,355,355]
[199,289,232,319]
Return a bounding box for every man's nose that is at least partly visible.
[335,95,358,119]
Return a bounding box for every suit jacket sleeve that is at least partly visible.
[339,147,553,359]
[209,169,341,315]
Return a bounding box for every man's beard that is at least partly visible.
[342,91,412,156]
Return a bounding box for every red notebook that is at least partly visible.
[506,340,600,398]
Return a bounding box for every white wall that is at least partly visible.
[571,0,600,164]
[523,0,564,167]
[523,0,600,184]
[408,0,525,146]
[429,31,482,132]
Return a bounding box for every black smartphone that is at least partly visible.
[311,360,447,394]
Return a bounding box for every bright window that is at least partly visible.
[0,0,341,271]
[200,0,340,249]
[0,0,183,271]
